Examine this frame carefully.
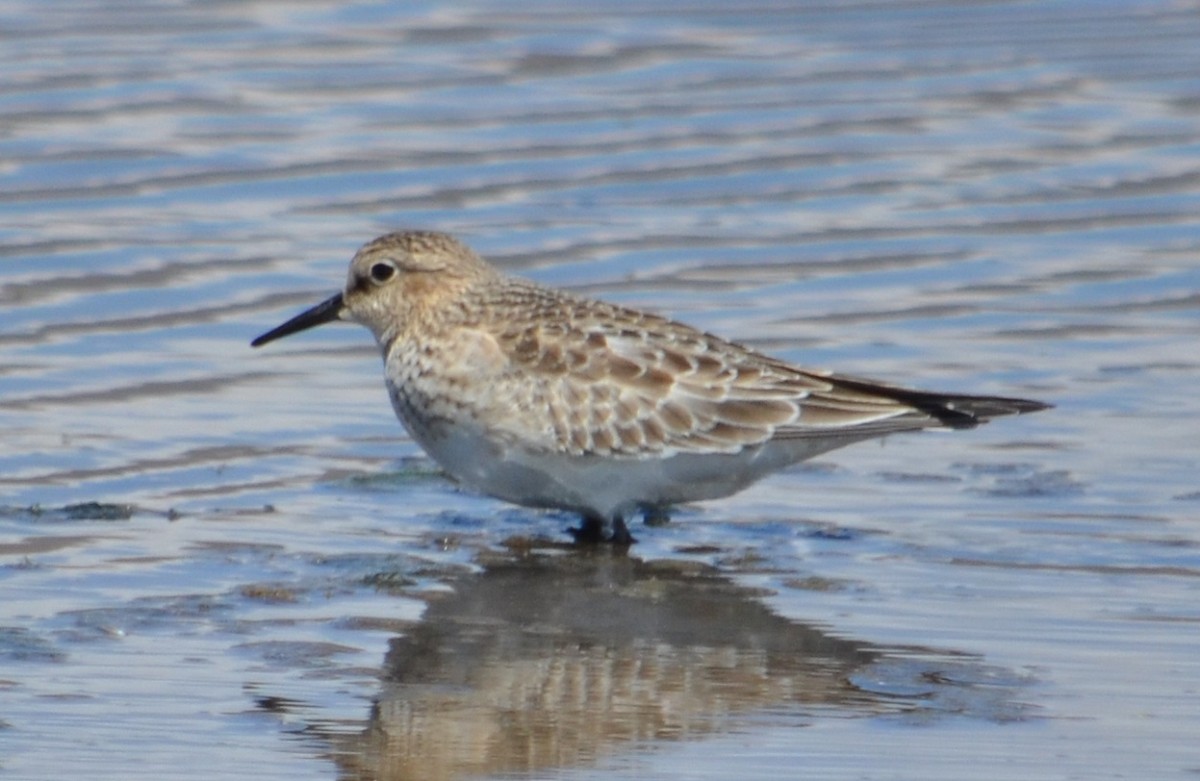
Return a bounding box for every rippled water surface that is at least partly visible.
[3,1,1199,779]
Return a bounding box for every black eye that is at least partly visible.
[369,261,397,284]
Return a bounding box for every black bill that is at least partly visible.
[250,292,345,347]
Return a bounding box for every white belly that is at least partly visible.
[383,364,869,520]
[396,405,847,520]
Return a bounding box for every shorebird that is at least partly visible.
[252,231,1049,544]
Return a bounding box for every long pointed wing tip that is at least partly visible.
[1011,398,1054,415]
[969,396,1053,425]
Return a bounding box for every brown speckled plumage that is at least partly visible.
[252,231,1050,544]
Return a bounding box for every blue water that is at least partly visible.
[2,1,1199,779]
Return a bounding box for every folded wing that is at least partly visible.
[486,284,1048,458]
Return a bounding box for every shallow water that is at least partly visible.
[2,1,1200,779]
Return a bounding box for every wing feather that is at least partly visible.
[482,282,1046,457]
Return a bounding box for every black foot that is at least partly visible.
[569,514,636,546]
[569,515,607,544]
[609,516,635,546]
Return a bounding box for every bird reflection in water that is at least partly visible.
[311,548,1015,781]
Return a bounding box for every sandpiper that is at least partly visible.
[252,231,1049,544]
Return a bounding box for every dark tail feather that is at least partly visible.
[828,376,1052,430]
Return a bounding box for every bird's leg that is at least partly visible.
[569,513,608,544]
[569,513,636,546]
[609,515,635,546]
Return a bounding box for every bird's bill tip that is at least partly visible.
[250,292,345,348]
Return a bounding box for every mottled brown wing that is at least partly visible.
[484,283,983,457]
